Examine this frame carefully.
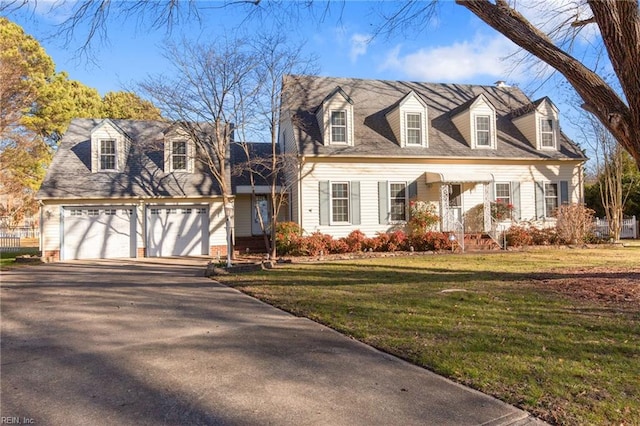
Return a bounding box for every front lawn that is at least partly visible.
[217,248,639,425]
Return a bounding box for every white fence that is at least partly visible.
[0,236,21,252]
[594,216,638,239]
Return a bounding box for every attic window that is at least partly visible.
[475,116,491,146]
[172,140,187,171]
[540,119,555,148]
[99,139,117,170]
[405,113,422,146]
[330,110,347,144]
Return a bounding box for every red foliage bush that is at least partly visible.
[408,231,452,251]
[504,225,533,247]
[343,230,367,252]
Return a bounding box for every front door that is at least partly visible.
[252,195,270,236]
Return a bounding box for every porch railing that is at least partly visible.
[449,218,465,253]
[488,217,508,249]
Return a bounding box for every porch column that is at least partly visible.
[440,184,450,232]
[483,182,492,232]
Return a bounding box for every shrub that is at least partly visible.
[303,232,333,256]
[343,230,367,252]
[555,204,595,244]
[530,227,559,245]
[407,201,440,235]
[329,238,349,254]
[504,225,533,247]
[408,231,452,251]
[491,202,514,221]
[275,222,303,255]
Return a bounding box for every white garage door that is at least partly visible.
[147,206,208,257]
[63,207,135,260]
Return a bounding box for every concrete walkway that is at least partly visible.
[1,258,546,425]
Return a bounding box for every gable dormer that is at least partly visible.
[512,97,560,151]
[90,119,130,173]
[451,94,497,150]
[163,123,195,173]
[385,91,428,148]
[316,86,354,146]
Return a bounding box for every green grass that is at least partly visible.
[218,248,640,425]
[0,247,41,269]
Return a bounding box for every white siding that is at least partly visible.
[234,195,252,237]
[298,159,582,237]
[451,110,471,145]
[512,114,537,148]
[41,204,61,254]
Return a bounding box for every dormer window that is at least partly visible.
[385,91,428,148]
[330,110,347,144]
[405,113,422,146]
[475,115,491,147]
[91,119,129,173]
[316,86,354,146]
[451,95,496,150]
[99,139,117,170]
[540,119,555,148]
[172,140,188,171]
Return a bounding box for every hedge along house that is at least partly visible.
[37,118,279,262]
[278,75,587,241]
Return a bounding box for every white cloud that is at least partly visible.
[349,33,371,63]
[379,34,523,83]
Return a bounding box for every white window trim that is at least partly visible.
[389,181,408,223]
[544,182,559,217]
[404,112,423,147]
[494,182,511,204]
[99,139,118,171]
[539,117,557,150]
[474,115,492,148]
[330,110,348,145]
[171,139,189,172]
[166,137,194,173]
[330,181,351,225]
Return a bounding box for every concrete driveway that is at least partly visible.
[1,258,545,425]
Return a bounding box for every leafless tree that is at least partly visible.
[233,33,318,259]
[140,37,261,265]
[581,115,635,241]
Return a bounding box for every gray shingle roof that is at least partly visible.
[283,75,586,160]
[38,119,223,200]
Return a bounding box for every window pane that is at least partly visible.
[476,116,490,146]
[100,140,116,169]
[331,111,347,143]
[173,155,186,170]
[331,111,346,126]
[540,119,554,147]
[406,113,421,145]
[448,184,462,207]
[389,182,407,221]
[495,183,510,202]
[331,183,349,222]
[545,183,558,217]
[173,141,186,155]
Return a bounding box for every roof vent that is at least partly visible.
[494,80,509,88]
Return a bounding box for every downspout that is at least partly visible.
[298,156,305,229]
[38,200,44,254]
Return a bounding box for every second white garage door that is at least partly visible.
[147,206,209,257]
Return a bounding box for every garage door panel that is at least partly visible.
[63,207,135,260]
[147,206,208,257]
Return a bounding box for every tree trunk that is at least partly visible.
[457,0,640,169]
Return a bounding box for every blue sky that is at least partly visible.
[6,1,601,148]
